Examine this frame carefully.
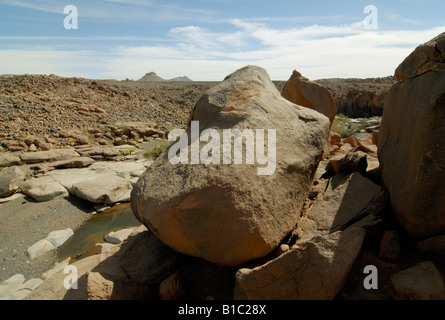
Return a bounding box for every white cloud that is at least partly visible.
[1,18,444,81]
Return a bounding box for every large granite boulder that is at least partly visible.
[282,70,337,126]
[131,65,330,266]
[378,32,445,238]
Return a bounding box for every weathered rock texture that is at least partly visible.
[378,32,445,239]
[234,228,366,300]
[282,70,337,126]
[131,65,330,266]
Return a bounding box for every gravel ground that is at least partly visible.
[0,195,94,283]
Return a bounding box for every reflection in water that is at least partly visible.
[58,203,142,263]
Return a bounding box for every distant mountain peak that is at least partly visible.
[138,72,193,82]
[168,76,193,82]
[139,72,164,82]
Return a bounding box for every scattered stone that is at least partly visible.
[76,146,128,159]
[234,228,366,300]
[104,228,135,244]
[0,166,27,197]
[46,228,74,248]
[343,135,359,148]
[2,140,27,152]
[357,138,378,156]
[391,261,445,300]
[330,132,342,146]
[110,121,161,138]
[275,244,290,256]
[94,204,111,213]
[20,176,69,202]
[96,243,118,254]
[326,151,368,175]
[27,239,56,260]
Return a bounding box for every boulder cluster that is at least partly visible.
[1,32,444,301]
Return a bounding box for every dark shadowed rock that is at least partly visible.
[234,228,366,300]
[118,230,178,284]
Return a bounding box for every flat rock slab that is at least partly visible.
[45,162,142,204]
[71,174,132,205]
[234,228,366,300]
[20,176,69,202]
[20,149,80,164]
[47,166,114,192]
[0,154,21,168]
[46,228,74,248]
[91,162,146,184]
[307,172,385,233]
[48,157,95,169]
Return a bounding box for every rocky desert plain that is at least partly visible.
[0,32,444,301]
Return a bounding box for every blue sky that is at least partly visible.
[0,0,444,80]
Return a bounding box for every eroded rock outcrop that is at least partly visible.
[282,70,337,126]
[378,32,445,239]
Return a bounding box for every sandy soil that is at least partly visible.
[0,195,94,283]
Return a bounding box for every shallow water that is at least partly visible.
[58,203,142,263]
